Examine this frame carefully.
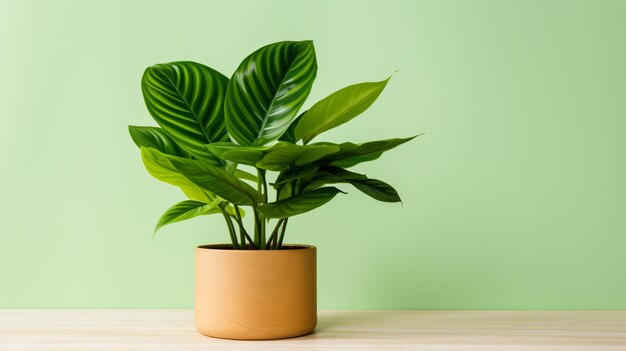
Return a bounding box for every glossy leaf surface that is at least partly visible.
[169,157,263,206]
[321,136,419,168]
[140,147,213,203]
[142,61,229,159]
[257,187,344,218]
[128,126,188,157]
[274,165,319,186]
[154,200,221,235]
[295,77,391,144]
[224,41,317,146]
[256,143,340,171]
[278,110,305,143]
[318,166,401,202]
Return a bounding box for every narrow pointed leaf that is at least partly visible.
[169,157,263,206]
[274,165,319,187]
[324,166,401,202]
[221,147,268,166]
[234,169,258,182]
[154,200,221,235]
[322,135,419,168]
[255,143,302,171]
[129,126,189,156]
[140,147,214,203]
[225,41,317,146]
[142,61,229,159]
[257,187,344,218]
[256,143,340,171]
[296,144,341,165]
[295,77,391,144]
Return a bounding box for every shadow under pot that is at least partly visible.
[194,244,317,340]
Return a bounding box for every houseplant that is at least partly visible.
[129,40,417,340]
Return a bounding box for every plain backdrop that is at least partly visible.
[1,0,625,309]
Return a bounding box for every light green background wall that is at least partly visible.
[1,0,625,309]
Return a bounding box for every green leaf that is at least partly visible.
[297,144,341,165]
[322,135,419,168]
[129,126,189,157]
[154,200,221,235]
[294,77,391,144]
[278,110,305,143]
[204,142,239,159]
[142,61,229,159]
[255,143,301,171]
[221,147,268,166]
[257,187,344,218]
[168,157,263,206]
[224,41,317,146]
[234,169,258,182]
[274,165,319,187]
[320,166,401,203]
[140,147,214,203]
[256,143,340,171]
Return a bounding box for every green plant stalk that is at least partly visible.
[218,204,240,249]
[233,205,255,249]
[257,169,268,249]
[277,218,288,249]
[253,207,260,247]
[266,218,285,249]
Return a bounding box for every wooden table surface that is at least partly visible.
[1,310,625,350]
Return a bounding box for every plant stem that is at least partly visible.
[233,205,255,249]
[277,218,288,249]
[253,206,260,248]
[260,170,268,204]
[266,218,285,249]
[218,204,239,249]
[257,169,268,249]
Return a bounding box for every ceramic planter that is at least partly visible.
[194,244,317,340]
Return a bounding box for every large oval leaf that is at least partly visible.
[224,41,317,146]
[257,187,344,218]
[295,77,391,144]
[141,147,214,203]
[168,157,263,206]
[154,199,221,236]
[142,61,229,159]
[129,125,189,157]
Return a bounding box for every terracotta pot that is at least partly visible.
[194,244,317,340]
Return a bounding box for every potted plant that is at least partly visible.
[129,40,417,340]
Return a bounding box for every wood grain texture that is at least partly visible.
[1,310,625,351]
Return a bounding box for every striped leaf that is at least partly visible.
[168,157,263,206]
[295,77,391,144]
[224,41,317,146]
[128,125,189,157]
[141,61,229,160]
[154,200,221,236]
[257,187,344,218]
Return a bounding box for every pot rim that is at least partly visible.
[197,244,316,251]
